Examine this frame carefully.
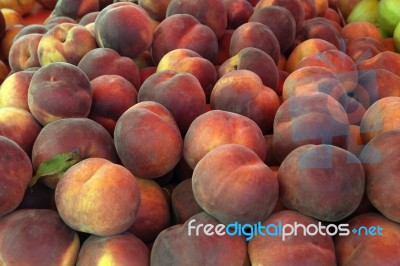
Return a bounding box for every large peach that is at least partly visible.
[114,101,183,179]
[0,209,80,266]
[94,2,153,59]
[183,109,267,169]
[76,233,150,266]
[8,33,42,72]
[295,50,358,93]
[278,144,365,221]
[137,70,206,134]
[359,97,400,144]
[128,178,171,244]
[283,66,348,108]
[335,212,400,265]
[55,158,141,236]
[0,107,41,155]
[77,47,140,90]
[156,48,217,101]
[218,46,279,91]
[211,69,280,134]
[272,92,350,162]
[151,14,218,64]
[31,118,118,188]
[88,75,137,135]
[28,62,92,126]
[249,5,296,53]
[166,0,227,39]
[151,212,249,265]
[286,38,338,73]
[0,70,35,111]
[0,136,32,218]
[230,21,280,65]
[193,144,278,225]
[248,210,336,265]
[37,22,97,66]
[359,130,400,223]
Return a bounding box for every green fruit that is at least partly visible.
[347,0,379,25]
[377,0,400,36]
[394,21,400,52]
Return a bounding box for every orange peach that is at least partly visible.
[1,8,24,27]
[183,109,267,169]
[114,101,183,179]
[0,24,24,61]
[340,21,383,43]
[55,158,141,236]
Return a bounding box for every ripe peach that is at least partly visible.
[8,33,42,72]
[114,101,183,179]
[341,21,383,43]
[211,69,280,134]
[13,24,48,42]
[357,51,400,77]
[224,0,254,29]
[94,2,153,59]
[0,136,32,218]
[28,62,92,126]
[137,70,206,135]
[346,36,386,64]
[183,110,267,169]
[151,14,218,64]
[0,70,35,111]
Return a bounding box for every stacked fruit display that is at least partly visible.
[0,0,400,265]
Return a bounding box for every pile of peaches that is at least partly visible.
[0,0,400,265]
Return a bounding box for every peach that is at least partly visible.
[8,33,42,72]
[254,0,305,30]
[283,66,348,108]
[78,47,140,90]
[295,17,344,50]
[166,0,227,39]
[357,51,400,77]
[76,233,150,265]
[183,109,267,169]
[0,0,36,16]
[0,70,35,111]
[37,22,97,66]
[43,15,77,29]
[138,0,170,21]
[346,36,386,64]
[218,47,279,91]
[353,69,400,109]
[151,212,249,265]
[324,7,343,25]
[359,130,400,223]
[248,210,336,265]
[171,178,203,224]
[0,209,80,265]
[28,62,92,126]
[139,66,156,86]
[0,136,32,218]
[224,0,254,29]
[249,6,296,53]
[94,2,153,59]
[301,0,317,19]
[211,69,280,134]
[128,178,171,243]
[340,21,383,43]
[295,50,358,93]
[0,24,24,61]
[0,8,24,27]
[151,14,218,64]
[359,97,400,144]
[278,144,365,221]
[0,107,41,155]
[78,11,99,26]
[230,21,281,65]
[31,118,118,188]
[13,24,48,42]
[193,144,278,225]
[272,92,350,162]
[55,158,141,236]
[114,101,183,179]
[286,38,338,73]
[156,48,217,101]
[138,70,206,134]
[53,0,99,20]
[88,75,137,135]
[335,212,400,265]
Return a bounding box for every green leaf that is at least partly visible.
[29,151,82,188]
